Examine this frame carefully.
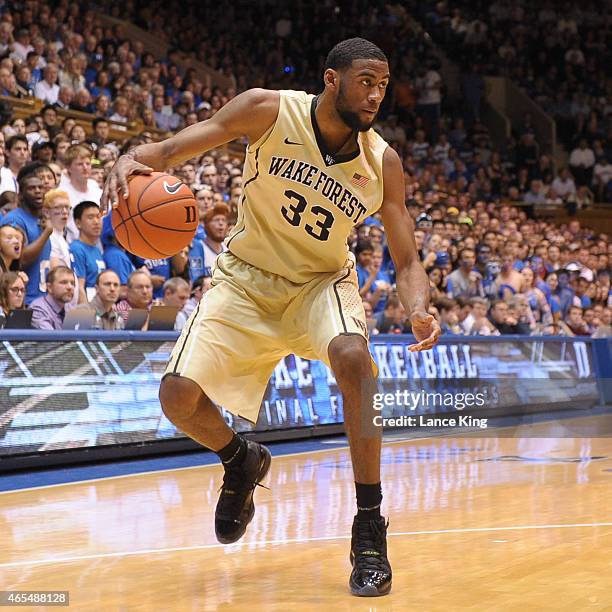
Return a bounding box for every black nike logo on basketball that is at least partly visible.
[284,137,302,146]
[163,180,183,195]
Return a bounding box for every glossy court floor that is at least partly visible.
[1,417,611,611]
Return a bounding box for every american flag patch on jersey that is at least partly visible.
[351,173,370,188]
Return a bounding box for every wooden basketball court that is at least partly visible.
[1,417,611,610]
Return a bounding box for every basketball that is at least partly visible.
[111,172,198,259]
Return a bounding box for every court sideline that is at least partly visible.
[1,420,611,610]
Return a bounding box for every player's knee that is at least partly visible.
[159,375,202,422]
[329,334,370,379]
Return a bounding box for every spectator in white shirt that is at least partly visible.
[54,85,74,111]
[569,139,596,187]
[43,188,79,306]
[43,188,72,268]
[415,63,442,140]
[0,135,29,195]
[412,129,429,160]
[109,96,129,125]
[58,144,103,242]
[0,148,13,197]
[593,157,612,201]
[10,29,33,63]
[34,62,59,105]
[433,133,451,161]
[551,168,577,200]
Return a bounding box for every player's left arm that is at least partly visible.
[379,146,441,351]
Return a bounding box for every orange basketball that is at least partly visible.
[111,172,198,259]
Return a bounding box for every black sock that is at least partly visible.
[355,482,382,520]
[217,433,247,467]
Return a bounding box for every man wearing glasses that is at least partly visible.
[43,189,72,269]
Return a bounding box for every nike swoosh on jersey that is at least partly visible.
[284,137,302,145]
[163,180,183,195]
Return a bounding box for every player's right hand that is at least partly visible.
[101,154,154,214]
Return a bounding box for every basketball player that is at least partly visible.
[102,38,440,597]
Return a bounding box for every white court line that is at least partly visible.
[0,522,611,570]
[0,436,435,496]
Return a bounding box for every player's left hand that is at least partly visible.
[408,310,441,352]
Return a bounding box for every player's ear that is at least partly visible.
[323,68,339,91]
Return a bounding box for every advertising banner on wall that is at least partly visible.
[0,335,604,458]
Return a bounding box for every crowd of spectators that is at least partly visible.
[0,0,609,337]
[415,0,612,203]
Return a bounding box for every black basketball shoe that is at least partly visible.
[349,516,392,596]
[215,440,271,544]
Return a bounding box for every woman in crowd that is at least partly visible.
[544,272,563,321]
[0,271,26,326]
[69,124,87,144]
[0,223,25,273]
[10,117,26,135]
[428,266,447,301]
[519,266,553,327]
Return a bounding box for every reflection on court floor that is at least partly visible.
[0,418,611,610]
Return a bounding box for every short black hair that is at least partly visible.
[191,274,211,294]
[73,200,100,221]
[17,164,42,190]
[18,161,53,183]
[93,117,109,129]
[325,38,387,72]
[355,239,373,256]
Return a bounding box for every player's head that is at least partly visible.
[324,38,389,132]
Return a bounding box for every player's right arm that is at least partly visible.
[101,89,280,213]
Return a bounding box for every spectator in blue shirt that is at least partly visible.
[69,201,105,302]
[575,276,593,308]
[186,204,229,282]
[101,214,134,298]
[2,169,52,304]
[554,270,577,315]
[355,239,375,296]
[369,245,393,315]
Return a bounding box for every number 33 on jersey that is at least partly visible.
[226,90,388,283]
